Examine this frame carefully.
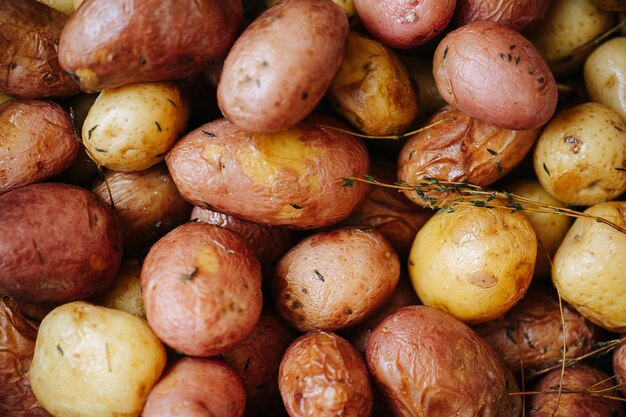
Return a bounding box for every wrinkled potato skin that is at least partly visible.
[95,259,145,319]
[218,0,348,133]
[59,0,242,92]
[366,306,521,417]
[166,117,369,229]
[143,358,246,417]
[553,201,626,332]
[534,103,626,206]
[434,21,557,131]
[0,100,79,194]
[456,0,549,31]
[0,183,123,304]
[273,227,400,332]
[141,223,263,356]
[0,0,79,99]
[327,32,418,136]
[92,164,192,257]
[279,332,373,417]
[585,37,626,123]
[398,106,538,207]
[614,341,626,396]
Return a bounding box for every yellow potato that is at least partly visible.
[72,0,84,9]
[29,302,166,417]
[36,0,74,15]
[585,37,626,123]
[0,93,12,105]
[266,0,356,16]
[83,82,189,172]
[96,259,145,319]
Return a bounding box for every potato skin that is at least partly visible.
[593,0,626,10]
[0,100,79,194]
[614,341,626,397]
[366,306,521,417]
[95,259,145,319]
[143,358,246,417]
[585,37,626,123]
[456,0,549,31]
[218,0,348,133]
[141,222,263,356]
[166,117,369,229]
[0,183,123,304]
[279,332,373,417]
[59,0,242,92]
[434,21,557,130]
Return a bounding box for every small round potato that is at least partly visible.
[409,204,536,324]
[279,332,373,417]
[95,259,145,319]
[533,103,626,206]
[553,201,626,332]
[83,82,189,172]
[456,0,549,31]
[273,227,400,332]
[29,302,166,417]
[614,340,626,396]
[585,37,626,123]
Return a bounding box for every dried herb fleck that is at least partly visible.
[56,344,64,356]
[244,357,251,372]
[87,125,98,139]
[314,270,325,282]
[543,163,551,177]
[290,204,302,209]
[155,121,162,132]
[443,46,449,59]
[341,177,355,187]
[515,56,520,65]
[616,167,626,172]
[486,148,498,156]
[166,98,177,107]
[202,130,216,138]
[182,267,199,281]
[355,227,372,233]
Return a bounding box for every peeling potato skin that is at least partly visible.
[456,0,549,31]
[279,332,373,417]
[166,117,369,229]
[0,100,79,195]
[0,183,123,304]
[366,306,521,417]
[614,341,626,397]
[0,0,79,99]
[141,222,263,357]
[434,21,557,131]
[59,0,242,92]
[397,105,538,207]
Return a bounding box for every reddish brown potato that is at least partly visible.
[0,0,79,98]
[143,358,246,417]
[141,222,263,357]
[279,332,372,417]
[456,0,550,31]
[273,227,400,332]
[166,117,369,229]
[59,0,242,92]
[0,100,79,194]
[434,21,558,130]
[0,183,123,304]
[218,0,348,133]
[614,340,626,397]
[594,0,626,10]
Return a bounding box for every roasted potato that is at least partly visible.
[265,0,356,16]
[95,259,145,319]
[614,340,626,397]
[456,0,549,31]
[585,37,626,123]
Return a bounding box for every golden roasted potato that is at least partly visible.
[95,259,145,319]
[585,37,626,122]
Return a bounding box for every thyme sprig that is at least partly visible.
[319,117,454,140]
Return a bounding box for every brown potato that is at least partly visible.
[0,100,79,194]
[273,227,400,332]
[95,259,145,319]
[166,116,369,229]
[279,332,372,417]
[141,222,263,356]
[593,0,626,10]
[218,0,348,133]
[0,0,79,98]
[0,183,123,304]
[614,340,626,397]
[143,358,246,417]
[366,306,521,417]
[59,0,242,92]
[434,21,558,130]
[456,0,550,31]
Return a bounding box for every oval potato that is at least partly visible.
[456,0,549,31]
[585,37,626,123]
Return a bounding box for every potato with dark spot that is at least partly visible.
[456,0,549,31]
[614,340,626,396]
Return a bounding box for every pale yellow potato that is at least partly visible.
[83,82,189,172]
[29,302,166,417]
[408,205,536,324]
[36,0,74,15]
[0,93,12,105]
[533,102,626,206]
[553,201,626,332]
[585,37,626,123]
[72,0,84,8]
[96,259,145,319]
[266,0,356,16]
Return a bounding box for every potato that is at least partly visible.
[614,340,626,396]
[326,32,418,136]
[266,0,356,17]
[0,183,123,304]
[83,82,189,172]
[593,0,626,10]
[434,21,557,131]
[273,227,400,332]
[279,332,372,417]
[141,222,263,356]
[398,56,446,122]
[409,204,536,324]
[218,0,348,133]
[0,93,12,105]
[366,306,521,417]
[95,259,145,319]
[585,37,626,123]
[397,105,538,207]
[553,201,626,332]
[353,0,456,49]
[0,0,79,99]
[533,103,626,206]
[36,0,74,15]
[0,100,79,194]
[166,117,369,229]
[59,0,242,92]
[456,0,549,31]
[143,358,246,417]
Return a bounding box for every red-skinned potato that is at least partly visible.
[1,100,79,194]
[614,340,626,397]
[0,183,123,304]
[456,0,550,31]
[218,0,348,133]
[434,21,557,130]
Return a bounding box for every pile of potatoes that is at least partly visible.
[1,0,626,416]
